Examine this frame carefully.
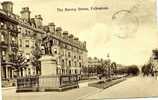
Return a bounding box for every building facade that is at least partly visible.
[0,1,19,86]
[17,7,44,77]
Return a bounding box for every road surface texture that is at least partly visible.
[82,76,158,100]
[2,76,158,100]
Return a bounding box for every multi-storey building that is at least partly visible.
[42,24,88,75]
[0,1,88,87]
[0,1,19,86]
[0,1,45,86]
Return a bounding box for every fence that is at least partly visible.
[16,74,79,92]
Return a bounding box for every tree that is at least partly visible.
[7,52,28,77]
[31,41,42,75]
[111,62,117,75]
[141,63,153,76]
[127,65,140,76]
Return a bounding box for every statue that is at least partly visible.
[42,36,53,55]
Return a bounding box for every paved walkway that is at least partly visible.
[3,87,101,100]
[82,76,158,100]
[2,79,101,100]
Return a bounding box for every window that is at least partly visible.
[26,53,30,61]
[2,50,6,60]
[18,27,21,32]
[9,24,13,30]
[69,61,71,67]
[68,52,71,57]
[75,70,77,74]
[2,51,6,56]
[79,62,81,67]
[54,48,57,54]
[19,39,22,47]
[28,68,31,75]
[79,56,81,60]
[74,61,77,67]
[25,30,27,35]
[1,34,5,41]
[25,40,29,47]
[69,70,71,74]
[12,37,15,42]
[0,22,4,28]
[62,59,64,66]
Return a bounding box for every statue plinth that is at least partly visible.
[39,55,57,76]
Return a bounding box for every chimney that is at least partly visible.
[63,31,68,38]
[83,41,87,48]
[74,37,79,41]
[1,1,13,13]
[69,34,74,41]
[34,14,43,28]
[48,22,55,33]
[56,27,62,35]
[43,26,49,33]
[20,7,31,22]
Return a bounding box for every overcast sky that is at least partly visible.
[0,0,157,66]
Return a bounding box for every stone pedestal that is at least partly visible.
[38,55,58,91]
[39,55,57,76]
[38,55,79,91]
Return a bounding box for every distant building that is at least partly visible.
[88,57,102,68]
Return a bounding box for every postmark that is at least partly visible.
[112,10,139,39]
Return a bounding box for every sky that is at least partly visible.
[0,0,157,66]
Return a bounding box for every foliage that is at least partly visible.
[31,41,42,75]
[127,65,140,76]
[8,52,28,70]
[5,52,28,77]
[116,65,140,76]
[141,63,154,76]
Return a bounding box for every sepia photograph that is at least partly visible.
[0,0,158,100]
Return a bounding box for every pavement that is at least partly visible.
[2,79,102,100]
[2,76,158,100]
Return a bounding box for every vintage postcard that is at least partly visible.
[0,0,158,100]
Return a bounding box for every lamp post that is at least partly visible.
[107,53,111,78]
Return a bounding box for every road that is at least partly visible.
[83,76,158,100]
[2,76,158,100]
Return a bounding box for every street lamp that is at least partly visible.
[107,53,111,78]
